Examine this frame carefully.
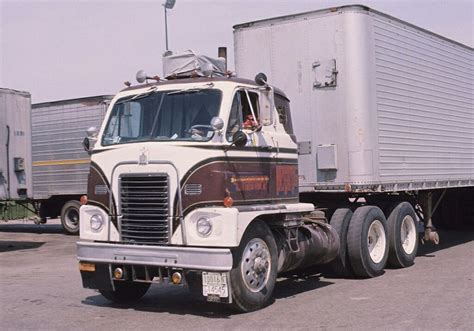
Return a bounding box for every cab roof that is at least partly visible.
[120,76,288,100]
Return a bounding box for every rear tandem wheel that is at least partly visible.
[347,206,389,278]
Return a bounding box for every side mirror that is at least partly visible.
[83,126,98,153]
[210,117,224,131]
[255,72,268,86]
[231,131,248,147]
[86,126,99,138]
[82,137,91,152]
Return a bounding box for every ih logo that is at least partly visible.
[138,148,149,165]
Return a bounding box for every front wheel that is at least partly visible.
[99,282,150,303]
[60,200,81,235]
[230,220,278,312]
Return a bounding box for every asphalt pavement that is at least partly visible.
[0,219,473,330]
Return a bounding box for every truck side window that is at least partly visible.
[104,102,142,143]
[226,90,259,141]
[274,94,294,136]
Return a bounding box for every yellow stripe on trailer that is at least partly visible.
[32,159,90,167]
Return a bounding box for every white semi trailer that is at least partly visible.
[0,88,33,220]
[1,94,113,233]
[77,5,473,312]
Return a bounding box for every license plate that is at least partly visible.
[202,272,229,298]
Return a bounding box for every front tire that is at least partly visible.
[60,200,81,235]
[99,281,150,303]
[347,206,389,278]
[387,202,419,268]
[230,220,278,312]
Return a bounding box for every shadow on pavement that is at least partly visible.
[83,286,234,318]
[0,222,63,234]
[0,240,45,252]
[274,274,333,299]
[81,274,334,317]
[417,229,474,256]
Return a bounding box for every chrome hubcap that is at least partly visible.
[241,238,271,292]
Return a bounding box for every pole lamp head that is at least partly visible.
[163,0,176,9]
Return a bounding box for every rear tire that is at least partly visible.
[328,208,353,277]
[99,282,150,303]
[347,206,388,278]
[60,200,81,235]
[387,202,419,268]
[230,220,278,313]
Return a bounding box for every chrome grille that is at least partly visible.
[120,174,169,245]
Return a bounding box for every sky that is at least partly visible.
[1,0,473,103]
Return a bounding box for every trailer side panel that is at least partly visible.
[234,5,474,192]
[32,96,112,199]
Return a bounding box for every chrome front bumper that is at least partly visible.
[77,241,233,271]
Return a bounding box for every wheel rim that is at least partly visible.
[65,208,79,228]
[241,238,271,293]
[401,215,417,255]
[367,220,386,264]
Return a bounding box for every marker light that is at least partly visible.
[80,195,88,205]
[223,196,233,208]
[90,214,104,232]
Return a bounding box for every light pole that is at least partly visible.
[163,0,176,54]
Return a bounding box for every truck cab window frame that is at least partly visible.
[226,89,260,141]
[274,94,294,137]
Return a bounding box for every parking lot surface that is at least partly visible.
[0,219,473,330]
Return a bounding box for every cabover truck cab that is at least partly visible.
[77,70,340,312]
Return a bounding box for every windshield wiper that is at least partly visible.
[115,86,159,105]
[166,88,203,95]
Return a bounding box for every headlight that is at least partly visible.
[196,217,212,237]
[90,214,104,232]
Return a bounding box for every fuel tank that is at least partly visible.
[274,220,340,273]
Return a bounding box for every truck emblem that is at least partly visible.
[138,149,148,165]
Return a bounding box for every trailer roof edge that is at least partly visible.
[233,4,473,51]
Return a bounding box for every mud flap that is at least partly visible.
[80,264,113,291]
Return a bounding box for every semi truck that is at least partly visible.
[77,5,473,312]
[1,93,113,234]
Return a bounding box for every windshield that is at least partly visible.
[102,89,222,146]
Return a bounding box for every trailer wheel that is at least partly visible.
[387,202,419,268]
[230,220,278,312]
[329,208,353,277]
[99,281,150,303]
[347,206,388,278]
[60,200,81,235]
